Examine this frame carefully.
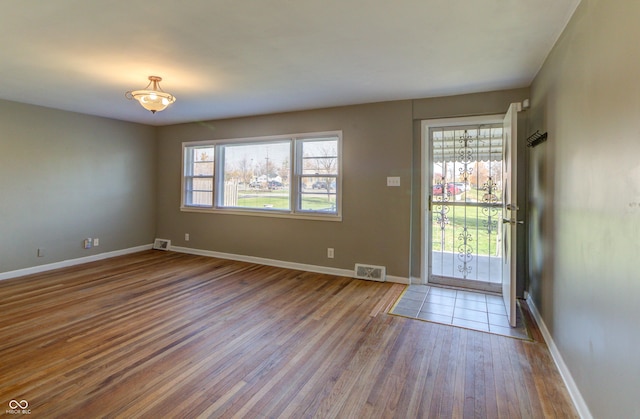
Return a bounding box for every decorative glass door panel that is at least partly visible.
[429,124,504,292]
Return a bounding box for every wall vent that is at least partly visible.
[354,264,386,282]
[153,238,171,251]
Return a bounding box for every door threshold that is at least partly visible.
[428,276,502,294]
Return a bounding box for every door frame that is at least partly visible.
[420,114,505,286]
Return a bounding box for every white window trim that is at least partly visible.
[182,143,215,209]
[181,131,342,221]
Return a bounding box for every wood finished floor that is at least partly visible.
[0,251,577,418]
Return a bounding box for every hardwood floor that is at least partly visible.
[0,251,577,418]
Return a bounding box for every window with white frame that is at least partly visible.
[181,131,341,220]
[183,145,214,207]
[297,138,338,212]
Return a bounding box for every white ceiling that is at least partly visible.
[0,0,580,126]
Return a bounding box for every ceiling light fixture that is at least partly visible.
[125,76,176,113]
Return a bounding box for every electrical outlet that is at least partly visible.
[327,248,335,259]
[83,238,93,249]
[37,248,45,257]
[185,233,190,241]
[93,238,99,246]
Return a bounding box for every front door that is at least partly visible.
[501,102,522,326]
[424,105,521,317]
[427,121,505,293]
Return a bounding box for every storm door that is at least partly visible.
[427,122,505,293]
[501,103,522,326]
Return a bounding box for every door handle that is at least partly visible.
[506,203,519,211]
[502,218,524,225]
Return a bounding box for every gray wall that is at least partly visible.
[529,0,640,417]
[1,89,531,282]
[156,101,413,277]
[0,100,157,273]
[155,89,529,281]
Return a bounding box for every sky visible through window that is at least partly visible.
[223,141,289,181]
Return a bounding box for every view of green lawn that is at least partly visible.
[237,191,335,211]
[432,201,501,256]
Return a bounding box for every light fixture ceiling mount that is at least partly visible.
[125,76,176,113]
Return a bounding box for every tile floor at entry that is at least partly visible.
[392,285,527,339]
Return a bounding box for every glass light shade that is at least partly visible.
[131,89,176,113]
[126,76,176,113]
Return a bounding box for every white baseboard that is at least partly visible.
[526,295,592,419]
[410,276,422,285]
[0,244,153,281]
[385,276,409,285]
[171,245,410,284]
[0,243,411,286]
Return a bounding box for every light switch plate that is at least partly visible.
[387,176,401,187]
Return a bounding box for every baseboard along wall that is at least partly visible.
[171,245,410,284]
[526,295,593,419]
[0,245,153,281]
[0,244,410,285]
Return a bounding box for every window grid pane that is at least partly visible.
[184,146,214,207]
[298,138,339,214]
[220,141,291,211]
[181,132,340,218]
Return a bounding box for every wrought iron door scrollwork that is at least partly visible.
[457,130,475,182]
[457,227,473,277]
[482,176,500,234]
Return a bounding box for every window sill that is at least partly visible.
[180,206,342,222]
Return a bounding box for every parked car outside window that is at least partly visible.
[432,183,462,195]
[453,182,470,191]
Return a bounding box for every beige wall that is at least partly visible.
[156,89,528,280]
[0,100,157,274]
[1,88,530,281]
[529,0,640,417]
[156,101,414,277]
